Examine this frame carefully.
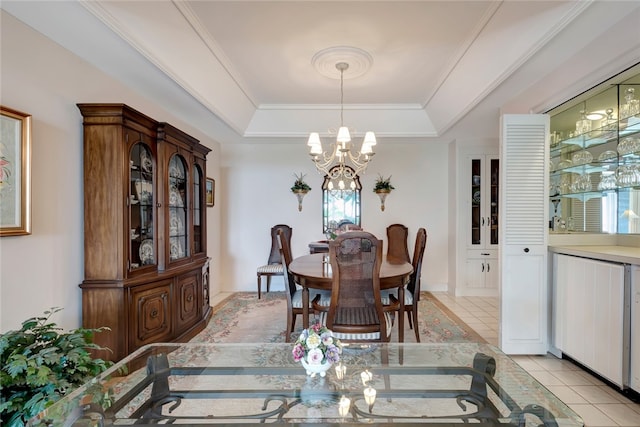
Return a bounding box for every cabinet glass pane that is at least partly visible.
[489,158,499,245]
[130,142,155,269]
[548,68,640,234]
[470,159,481,245]
[193,165,203,254]
[168,154,188,261]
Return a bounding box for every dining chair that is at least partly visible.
[256,224,292,299]
[381,227,427,342]
[312,231,400,342]
[277,230,331,342]
[386,223,410,264]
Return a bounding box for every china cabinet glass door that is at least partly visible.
[468,156,499,249]
[168,154,188,261]
[129,142,155,269]
[193,165,204,254]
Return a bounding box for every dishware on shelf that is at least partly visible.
[571,150,593,165]
[169,184,184,207]
[140,149,153,173]
[139,239,154,265]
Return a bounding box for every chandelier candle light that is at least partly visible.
[307,62,376,189]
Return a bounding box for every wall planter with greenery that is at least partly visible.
[291,172,312,211]
[373,174,395,211]
[0,308,112,426]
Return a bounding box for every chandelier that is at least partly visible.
[307,62,376,182]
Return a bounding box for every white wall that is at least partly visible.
[220,140,451,293]
[0,12,221,332]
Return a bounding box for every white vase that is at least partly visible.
[300,359,331,377]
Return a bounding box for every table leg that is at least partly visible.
[302,286,310,329]
[398,286,405,343]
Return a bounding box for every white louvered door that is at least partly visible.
[500,114,549,354]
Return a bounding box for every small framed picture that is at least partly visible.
[206,178,215,207]
[1,106,32,236]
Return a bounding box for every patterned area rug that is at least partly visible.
[190,292,485,344]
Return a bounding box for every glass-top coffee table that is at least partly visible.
[28,342,583,426]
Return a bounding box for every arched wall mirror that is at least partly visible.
[322,166,362,233]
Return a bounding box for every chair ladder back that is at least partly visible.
[268,224,292,264]
[277,230,297,297]
[407,228,428,299]
[386,223,410,263]
[328,232,386,337]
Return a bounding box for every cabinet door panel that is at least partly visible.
[130,281,172,348]
[176,272,200,333]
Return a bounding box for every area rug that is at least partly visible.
[190,292,485,344]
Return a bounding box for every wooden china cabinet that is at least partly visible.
[78,104,211,362]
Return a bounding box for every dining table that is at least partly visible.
[288,253,413,341]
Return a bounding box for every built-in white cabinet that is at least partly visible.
[500,114,549,355]
[456,150,500,296]
[631,265,640,392]
[553,253,627,388]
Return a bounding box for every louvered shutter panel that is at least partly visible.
[500,114,549,355]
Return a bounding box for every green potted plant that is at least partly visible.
[373,174,395,193]
[291,173,311,211]
[0,308,112,426]
[373,174,394,211]
[291,173,312,193]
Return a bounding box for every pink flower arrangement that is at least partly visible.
[292,323,342,365]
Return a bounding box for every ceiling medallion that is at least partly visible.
[311,46,373,80]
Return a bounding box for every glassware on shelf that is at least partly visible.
[597,171,617,190]
[616,165,640,187]
[617,137,640,155]
[620,87,639,119]
[598,150,618,162]
[570,173,592,193]
[575,110,592,135]
[557,159,573,170]
[571,150,593,165]
[600,108,618,138]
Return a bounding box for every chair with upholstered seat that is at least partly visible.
[312,231,399,342]
[381,227,427,342]
[256,224,292,299]
[386,223,410,264]
[277,230,331,342]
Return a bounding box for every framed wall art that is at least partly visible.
[206,178,215,207]
[1,106,32,236]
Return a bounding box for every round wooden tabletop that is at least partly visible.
[289,253,413,291]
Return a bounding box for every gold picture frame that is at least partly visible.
[1,106,32,236]
[206,177,215,207]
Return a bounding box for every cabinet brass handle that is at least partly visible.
[150,309,159,318]
[187,295,193,302]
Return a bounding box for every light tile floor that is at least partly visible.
[430,292,640,427]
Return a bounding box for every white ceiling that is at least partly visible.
[3,1,640,145]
